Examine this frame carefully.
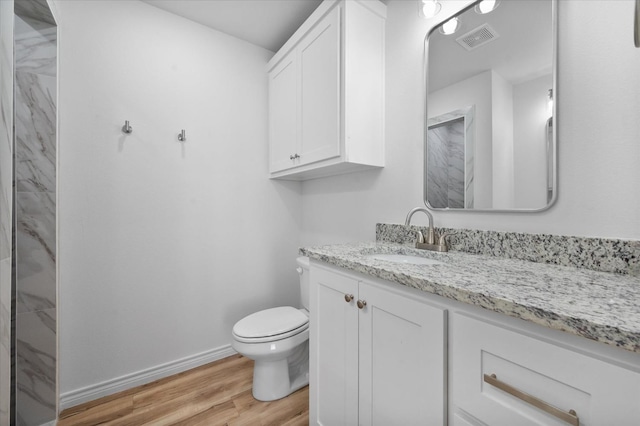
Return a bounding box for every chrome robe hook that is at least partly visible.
[178,129,186,142]
[122,120,132,134]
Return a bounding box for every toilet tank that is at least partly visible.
[296,256,310,311]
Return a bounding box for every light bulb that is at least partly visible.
[421,0,441,19]
[440,17,460,35]
[475,0,500,14]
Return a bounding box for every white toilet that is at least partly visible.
[231,256,310,401]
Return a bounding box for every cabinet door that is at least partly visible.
[450,313,640,426]
[298,6,341,166]
[358,282,447,426]
[268,53,298,173]
[310,267,359,426]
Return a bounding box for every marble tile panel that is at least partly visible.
[16,192,55,314]
[0,258,10,353]
[16,308,56,426]
[0,349,8,426]
[0,257,11,426]
[427,106,475,208]
[376,223,640,276]
[446,120,465,208]
[15,72,56,193]
[14,0,56,28]
[463,107,475,208]
[0,2,14,423]
[427,125,449,170]
[0,0,13,263]
[0,187,9,262]
[14,17,56,77]
[426,170,447,208]
[426,126,448,209]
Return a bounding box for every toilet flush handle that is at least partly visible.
[296,267,303,275]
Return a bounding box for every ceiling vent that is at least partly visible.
[456,24,499,51]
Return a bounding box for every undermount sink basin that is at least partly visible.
[366,254,444,266]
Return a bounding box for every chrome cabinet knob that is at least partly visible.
[344,294,354,303]
[290,154,295,160]
[357,300,367,309]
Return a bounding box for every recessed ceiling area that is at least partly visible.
[142,0,323,52]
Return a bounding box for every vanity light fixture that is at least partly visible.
[475,0,500,15]
[439,17,461,35]
[420,0,441,19]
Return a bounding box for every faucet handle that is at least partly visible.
[437,233,449,247]
[426,227,436,245]
[416,230,425,244]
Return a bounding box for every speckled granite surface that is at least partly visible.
[300,242,640,353]
[377,224,640,276]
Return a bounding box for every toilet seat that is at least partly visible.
[233,306,309,343]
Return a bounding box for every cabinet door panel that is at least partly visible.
[269,55,297,173]
[299,6,341,166]
[310,267,359,426]
[451,313,640,426]
[358,283,447,426]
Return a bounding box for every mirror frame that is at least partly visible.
[423,0,558,213]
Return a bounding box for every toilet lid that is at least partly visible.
[233,306,309,339]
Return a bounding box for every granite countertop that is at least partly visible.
[300,242,640,353]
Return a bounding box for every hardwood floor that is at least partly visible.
[58,355,309,426]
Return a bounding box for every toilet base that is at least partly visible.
[252,341,309,401]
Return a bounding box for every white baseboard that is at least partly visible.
[59,345,236,411]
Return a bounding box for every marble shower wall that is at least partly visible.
[427,106,475,209]
[0,2,15,425]
[14,10,57,426]
[427,121,465,208]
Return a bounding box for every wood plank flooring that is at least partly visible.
[58,354,309,426]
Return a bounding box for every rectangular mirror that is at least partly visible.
[425,0,557,211]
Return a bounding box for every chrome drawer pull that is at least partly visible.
[483,374,579,426]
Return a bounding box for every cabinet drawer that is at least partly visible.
[450,313,640,426]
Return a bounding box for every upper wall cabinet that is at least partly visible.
[267,0,386,180]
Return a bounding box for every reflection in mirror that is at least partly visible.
[427,106,475,208]
[425,0,556,211]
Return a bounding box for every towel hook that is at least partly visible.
[122,120,133,134]
[178,129,186,142]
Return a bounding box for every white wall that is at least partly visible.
[513,74,553,209]
[491,70,514,209]
[57,0,302,396]
[301,0,640,245]
[429,70,493,208]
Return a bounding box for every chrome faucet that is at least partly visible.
[404,207,448,252]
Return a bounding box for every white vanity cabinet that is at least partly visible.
[267,0,386,180]
[310,263,447,425]
[309,258,640,426]
[449,313,640,426]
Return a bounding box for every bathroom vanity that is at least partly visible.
[302,239,640,426]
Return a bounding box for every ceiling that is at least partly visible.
[142,0,323,52]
